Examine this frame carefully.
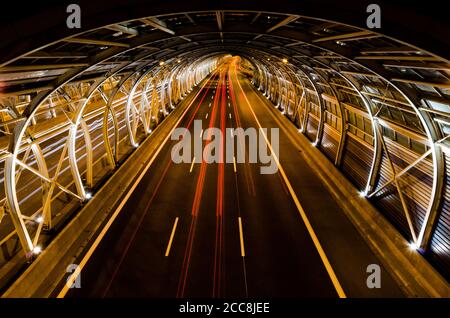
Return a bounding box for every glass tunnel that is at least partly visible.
[0,1,448,299]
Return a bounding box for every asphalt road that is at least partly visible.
[67,59,405,298]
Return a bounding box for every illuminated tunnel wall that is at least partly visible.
[0,5,448,280]
[0,54,222,264]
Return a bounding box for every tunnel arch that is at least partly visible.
[0,7,448,279]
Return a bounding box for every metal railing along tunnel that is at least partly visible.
[0,54,221,264]
[0,6,448,285]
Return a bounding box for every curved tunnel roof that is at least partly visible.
[0,2,448,108]
[0,1,447,85]
[1,4,449,147]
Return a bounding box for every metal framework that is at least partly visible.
[0,10,448,278]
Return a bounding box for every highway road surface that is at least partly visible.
[66,58,405,298]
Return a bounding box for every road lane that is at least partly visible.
[226,66,339,297]
[66,70,221,297]
[65,60,404,298]
[228,60,404,297]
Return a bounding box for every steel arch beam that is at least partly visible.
[1,11,447,257]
